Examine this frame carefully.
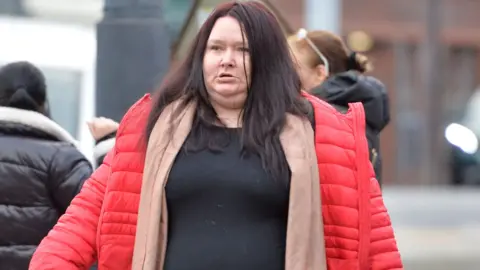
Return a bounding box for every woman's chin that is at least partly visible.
[211,85,246,97]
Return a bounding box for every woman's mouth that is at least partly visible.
[217,73,236,82]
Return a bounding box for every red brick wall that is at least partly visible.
[342,0,480,45]
[275,0,480,185]
[269,0,304,30]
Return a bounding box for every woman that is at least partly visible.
[288,30,390,184]
[0,61,92,269]
[30,2,402,270]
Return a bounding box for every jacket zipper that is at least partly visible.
[371,148,378,166]
[351,102,372,270]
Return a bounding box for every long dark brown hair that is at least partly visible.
[146,1,308,182]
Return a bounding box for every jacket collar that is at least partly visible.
[0,106,78,146]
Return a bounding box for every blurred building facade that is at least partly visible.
[341,0,480,186]
[268,0,480,186]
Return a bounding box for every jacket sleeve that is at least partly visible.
[29,150,114,270]
[369,179,403,270]
[48,145,93,214]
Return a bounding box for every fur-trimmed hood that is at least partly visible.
[94,137,115,161]
[0,106,79,147]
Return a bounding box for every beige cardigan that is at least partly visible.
[131,100,327,270]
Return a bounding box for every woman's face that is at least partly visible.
[203,16,251,109]
[289,42,326,91]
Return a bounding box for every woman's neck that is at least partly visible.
[211,103,243,128]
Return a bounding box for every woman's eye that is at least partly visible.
[239,47,249,52]
[210,45,221,51]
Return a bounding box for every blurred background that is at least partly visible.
[1,0,479,269]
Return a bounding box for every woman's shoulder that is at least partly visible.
[111,94,152,156]
[116,94,152,138]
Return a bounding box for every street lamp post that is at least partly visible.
[96,0,171,121]
[419,0,443,185]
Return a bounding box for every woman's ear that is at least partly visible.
[314,64,328,84]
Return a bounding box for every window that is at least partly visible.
[164,0,193,41]
[41,67,82,138]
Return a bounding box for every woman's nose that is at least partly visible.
[220,50,235,67]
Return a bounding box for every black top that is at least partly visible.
[164,127,290,270]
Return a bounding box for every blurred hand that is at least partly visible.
[87,117,119,140]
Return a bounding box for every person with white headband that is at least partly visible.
[288,29,390,185]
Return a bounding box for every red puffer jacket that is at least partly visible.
[30,93,403,270]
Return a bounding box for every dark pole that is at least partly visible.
[419,0,442,185]
[0,0,27,15]
[96,0,170,121]
[394,41,414,185]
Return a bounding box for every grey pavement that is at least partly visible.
[383,187,480,270]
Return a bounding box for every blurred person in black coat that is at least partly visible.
[0,61,93,269]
